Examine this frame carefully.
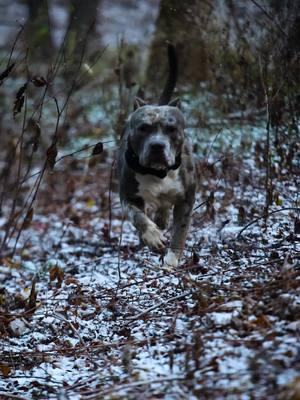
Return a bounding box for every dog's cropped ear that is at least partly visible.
[134,97,148,110]
[168,97,181,109]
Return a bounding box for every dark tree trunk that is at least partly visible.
[64,0,101,75]
[25,0,53,60]
[146,0,213,96]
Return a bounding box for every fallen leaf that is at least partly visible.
[26,278,37,313]
[86,199,96,208]
[0,364,11,377]
[49,265,64,288]
[22,208,34,230]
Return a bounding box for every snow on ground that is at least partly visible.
[0,124,299,399]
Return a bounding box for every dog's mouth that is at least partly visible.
[147,161,169,171]
[143,151,172,171]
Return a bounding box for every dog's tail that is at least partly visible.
[158,43,178,106]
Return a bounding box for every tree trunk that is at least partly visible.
[146,0,213,96]
[25,0,53,61]
[64,0,101,77]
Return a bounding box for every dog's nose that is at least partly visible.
[150,142,165,152]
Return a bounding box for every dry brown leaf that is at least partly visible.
[46,143,58,170]
[26,278,37,313]
[64,277,80,286]
[252,315,272,329]
[3,257,21,269]
[0,364,11,377]
[91,142,103,156]
[27,118,41,152]
[31,76,47,87]
[22,208,34,230]
[13,82,28,117]
[49,266,64,288]
[0,62,15,85]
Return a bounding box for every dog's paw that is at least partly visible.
[141,223,167,251]
[163,250,179,269]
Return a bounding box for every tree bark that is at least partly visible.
[25,0,54,60]
[64,0,101,75]
[146,0,213,95]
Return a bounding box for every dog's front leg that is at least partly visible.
[124,202,167,252]
[163,194,195,268]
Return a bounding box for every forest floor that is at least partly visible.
[0,116,299,399]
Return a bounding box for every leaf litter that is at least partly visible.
[0,123,299,400]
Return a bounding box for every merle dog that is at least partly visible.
[117,45,196,268]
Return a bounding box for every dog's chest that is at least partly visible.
[136,170,184,208]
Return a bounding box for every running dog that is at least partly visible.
[117,44,196,268]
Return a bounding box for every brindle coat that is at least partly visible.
[117,103,196,268]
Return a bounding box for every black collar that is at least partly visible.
[125,139,181,179]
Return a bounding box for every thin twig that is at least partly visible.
[0,75,29,254]
[53,313,85,346]
[258,55,271,216]
[84,376,186,398]
[237,207,300,238]
[205,128,223,163]
[0,392,29,400]
[116,213,124,283]
[19,140,116,185]
[7,24,24,67]
[108,158,116,240]
[249,0,287,37]
[126,291,195,321]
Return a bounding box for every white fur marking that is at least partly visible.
[163,249,178,269]
[136,169,184,208]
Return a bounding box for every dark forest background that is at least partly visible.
[0,2,299,398]
[1,0,299,257]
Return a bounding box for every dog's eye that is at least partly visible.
[166,125,177,134]
[138,123,152,132]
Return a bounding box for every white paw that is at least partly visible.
[141,222,167,251]
[163,250,179,269]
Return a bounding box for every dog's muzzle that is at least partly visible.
[146,141,170,168]
[125,137,181,179]
[141,134,175,169]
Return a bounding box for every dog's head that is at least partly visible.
[128,99,185,171]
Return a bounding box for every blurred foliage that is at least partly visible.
[0,0,299,226]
